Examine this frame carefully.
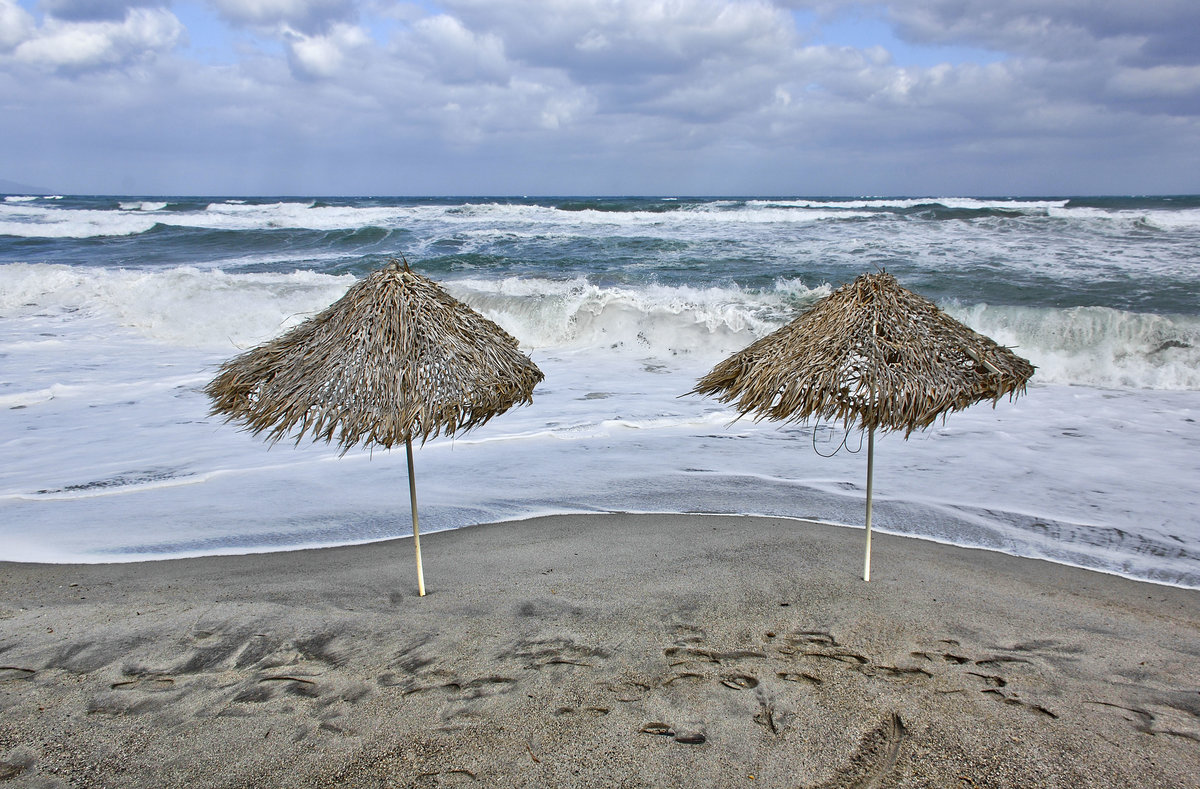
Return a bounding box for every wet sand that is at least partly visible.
[1,513,1198,788]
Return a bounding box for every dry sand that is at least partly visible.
[1,513,1198,788]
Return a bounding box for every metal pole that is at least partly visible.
[863,426,875,582]
[406,437,426,597]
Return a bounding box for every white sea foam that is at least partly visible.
[0,204,160,238]
[446,276,826,356]
[3,196,1197,243]
[0,383,72,408]
[0,198,917,240]
[2,312,1196,585]
[747,197,1070,211]
[119,201,168,211]
[1134,208,1200,231]
[0,263,356,349]
[947,303,1200,390]
[0,372,209,410]
[3,196,1199,584]
[195,201,405,231]
[0,200,402,237]
[1046,205,1200,230]
[424,201,871,228]
[4,263,1197,390]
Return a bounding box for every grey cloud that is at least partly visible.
[779,0,1200,67]
[207,0,357,35]
[440,0,796,83]
[884,0,1200,68]
[1129,27,1200,68]
[427,0,806,135]
[37,0,160,22]
[1105,65,1200,117]
[625,59,782,123]
[4,0,1198,195]
[777,0,1200,124]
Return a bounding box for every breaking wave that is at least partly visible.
[4,262,1197,391]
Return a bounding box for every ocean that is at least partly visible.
[1,195,1198,588]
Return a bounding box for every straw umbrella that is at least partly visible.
[205,258,544,596]
[691,271,1033,581]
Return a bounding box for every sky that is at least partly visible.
[1,0,1198,196]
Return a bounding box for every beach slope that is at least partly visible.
[1,514,1197,787]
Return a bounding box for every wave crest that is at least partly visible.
[6,196,1200,240]
[447,276,829,357]
[0,263,356,349]
[4,263,1196,390]
[947,302,1200,390]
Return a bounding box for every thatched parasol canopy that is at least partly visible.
[692,271,1033,437]
[692,271,1034,581]
[205,258,544,596]
[206,259,544,451]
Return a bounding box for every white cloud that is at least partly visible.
[10,6,182,70]
[207,0,356,34]
[404,14,509,84]
[444,0,796,80]
[285,21,370,79]
[2,0,1198,195]
[0,1,35,52]
[413,0,807,136]
[539,92,587,129]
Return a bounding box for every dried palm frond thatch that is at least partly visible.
[693,271,1033,435]
[691,271,1034,581]
[205,258,544,596]
[206,260,543,451]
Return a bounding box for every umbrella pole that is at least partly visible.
[863,426,875,582]
[406,437,426,597]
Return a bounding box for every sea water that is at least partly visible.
[1,195,1198,587]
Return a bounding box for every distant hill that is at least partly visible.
[0,178,52,195]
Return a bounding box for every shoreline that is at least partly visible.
[12,508,1198,593]
[2,512,1198,787]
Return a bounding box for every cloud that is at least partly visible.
[408,0,809,143]
[776,1,1200,123]
[8,5,182,70]
[208,0,357,34]
[444,0,795,81]
[402,14,509,85]
[824,0,1200,68]
[38,0,163,22]
[284,21,370,79]
[2,0,1197,195]
[906,1,1200,116]
[1106,64,1200,115]
[0,1,35,51]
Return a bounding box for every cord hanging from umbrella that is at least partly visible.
[691,271,1034,581]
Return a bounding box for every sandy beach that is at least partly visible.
[1,513,1198,788]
